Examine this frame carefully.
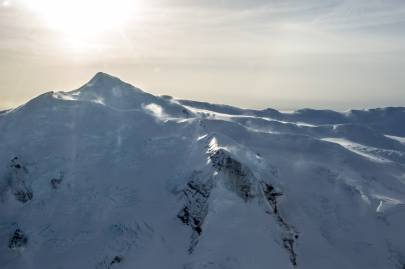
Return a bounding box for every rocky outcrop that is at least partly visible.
[208,147,254,202]
[177,171,213,253]
[207,138,299,266]
[96,255,124,269]
[283,237,298,267]
[263,183,283,214]
[50,172,64,189]
[261,182,299,267]
[3,157,33,203]
[8,228,28,249]
[107,256,123,268]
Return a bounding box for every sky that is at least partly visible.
[1,0,405,110]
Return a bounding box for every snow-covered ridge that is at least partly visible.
[0,73,404,269]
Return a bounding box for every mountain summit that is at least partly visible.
[0,73,405,269]
[65,72,150,109]
[77,72,142,95]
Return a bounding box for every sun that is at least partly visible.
[24,0,137,36]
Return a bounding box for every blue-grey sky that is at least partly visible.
[1,0,405,110]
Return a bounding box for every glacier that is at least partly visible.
[0,72,404,269]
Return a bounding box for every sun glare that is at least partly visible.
[24,0,136,36]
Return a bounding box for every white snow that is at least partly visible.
[385,134,405,145]
[321,137,391,163]
[0,73,405,269]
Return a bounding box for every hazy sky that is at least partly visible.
[1,0,405,110]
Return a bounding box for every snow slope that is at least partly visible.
[1,72,405,269]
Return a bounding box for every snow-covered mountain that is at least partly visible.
[1,72,405,269]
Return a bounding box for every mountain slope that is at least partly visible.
[0,73,404,269]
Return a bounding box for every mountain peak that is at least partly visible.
[87,72,124,87]
[73,72,144,98]
[92,71,118,80]
[54,72,149,109]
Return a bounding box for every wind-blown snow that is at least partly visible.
[0,72,405,269]
[386,135,405,145]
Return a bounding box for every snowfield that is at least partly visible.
[1,72,405,269]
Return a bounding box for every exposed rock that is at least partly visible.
[261,181,299,267]
[8,229,28,249]
[51,178,62,189]
[5,157,33,203]
[14,189,33,203]
[208,147,254,202]
[177,171,213,253]
[207,140,300,266]
[262,183,283,214]
[50,172,64,189]
[283,238,297,266]
[110,256,123,266]
[10,157,23,170]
